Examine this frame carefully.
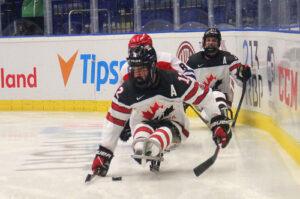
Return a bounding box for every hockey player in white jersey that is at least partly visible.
[91,44,232,176]
[119,33,195,141]
[187,28,251,122]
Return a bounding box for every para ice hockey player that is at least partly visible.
[119,33,195,141]
[187,28,251,122]
[91,44,232,176]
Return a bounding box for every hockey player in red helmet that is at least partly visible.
[187,28,251,123]
[91,44,232,176]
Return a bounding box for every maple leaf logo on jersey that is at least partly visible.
[203,74,216,87]
[142,102,175,120]
[143,102,164,120]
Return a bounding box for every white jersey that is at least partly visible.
[187,50,243,106]
[100,69,221,152]
[119,51,195,85]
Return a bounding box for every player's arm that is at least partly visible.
[181,76,232,148]
[92,86,132,176]
[228,54,251,84]
[171,55,196,80]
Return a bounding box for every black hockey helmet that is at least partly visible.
[202,27,222,48]
[127,44,157,89]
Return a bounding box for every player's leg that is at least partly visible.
[147,120,182,156]
[132,123,154,156]
[201,91,233,123]
[214,91,233,120]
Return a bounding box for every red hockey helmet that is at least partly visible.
[128,33,153,49]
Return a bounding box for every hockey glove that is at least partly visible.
[210,115,232,148]
[119,121,131,142]
[237,64,251,82]
[92,145,113,176]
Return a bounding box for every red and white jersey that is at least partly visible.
[119,51,195,84]
[100,69,220,152]
[187,50,243,105]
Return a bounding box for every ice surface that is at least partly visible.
[0,112,299,199]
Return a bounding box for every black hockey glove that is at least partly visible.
[237,64,251,82]
[92,145,113,176]
[210,115,232,148]
[119,121,131,142]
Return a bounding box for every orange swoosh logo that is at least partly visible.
[57,50,78,86]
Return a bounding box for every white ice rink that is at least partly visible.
[0,111,299,199]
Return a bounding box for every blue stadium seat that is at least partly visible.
[180,8,207,25]
[142,19,174,32]
[216,23,235,29]
[180,22,207,30]
[142,9,173,27]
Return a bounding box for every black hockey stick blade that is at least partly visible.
[193,145,220,177]
[232,80,247,127]
[85,173,96,183]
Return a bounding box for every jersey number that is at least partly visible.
[115,86,124,99]
[178,74,190,84]
[179,63,188,71]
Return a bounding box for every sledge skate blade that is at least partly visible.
[131,154,164,161]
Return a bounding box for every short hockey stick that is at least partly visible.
[232,80,247,127]
[193,145,220,177]
[85,173,96,183]
[85,167,102,183]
